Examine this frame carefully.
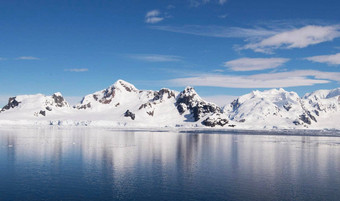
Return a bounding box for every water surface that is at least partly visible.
[0,128,339,201]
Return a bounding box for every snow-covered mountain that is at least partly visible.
[0,80,227,127]
[0,80,339,129]
[302,88,340,129]
[223,88,317,129]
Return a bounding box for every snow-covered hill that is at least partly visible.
[0,80,339,130]
[0,92,70,118]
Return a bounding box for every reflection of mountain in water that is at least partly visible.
[0,129,340,200]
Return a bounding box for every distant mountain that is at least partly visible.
[0,80,339,129]
[224,88,316,129]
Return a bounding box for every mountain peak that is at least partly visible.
[112,79,138,92]
[53,92,63,97]
[51,92,68,107]
[182,86,199,96]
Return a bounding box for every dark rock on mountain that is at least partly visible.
[299,111,317,125]
[39,110,46,116]
[238,119,246,123]
[299,114,311,125]
[147,110,154,116]
[124,110,135,120]
[293,120,300,125]
[153,89,176,101]
[77,102,91,110]
[230,99,241,112]
[1,97,21,112]
[139,103,152,110]
[93,94,98,101]
[202,116,228,127]
[176,87,222,121]
[283,103,292,111]
[52,93,67,107]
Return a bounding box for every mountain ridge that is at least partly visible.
[0,80,339,129]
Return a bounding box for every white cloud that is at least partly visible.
[145,10,164,24]
[150,25,276,38]
[167,70,340,88]
[305,53,340,65]
[0,57,7,60]
[243,25,340,53]
[224,57,290,71]
[64,68,88,72]
[129,54,182,62]
[146,10,160,18]
[16,56,40,60]
[202,95,237,106]
[146,17,164,24]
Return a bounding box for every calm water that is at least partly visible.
[0,128,340,201]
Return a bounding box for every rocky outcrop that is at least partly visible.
[39,110,46,116]
[1,97,21,112]
[175,87,226,125]
[298,111,317,125]
[52,93,68,107]
[176,87,221,121]
[124,110,135,120]
[202,115,228,127]
[152,89,176,101]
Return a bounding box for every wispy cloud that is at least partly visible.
[167,5,175,9]
[0,57,7,61]
[16,56,40,60]
[64,68,88,72]
[151,23,340,53]
[218,0,228,5]
[224,57,290,71]
[150,25,276,38]
[213,69,225,72]
[305,52,340,65]
[145,10,164,24]
[129,54,182,62]
[243,25,340,53]
[218,14,228,19]
[189,0,227,7]
[167,70,340,88]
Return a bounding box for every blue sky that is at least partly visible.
[0,0,340,106]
